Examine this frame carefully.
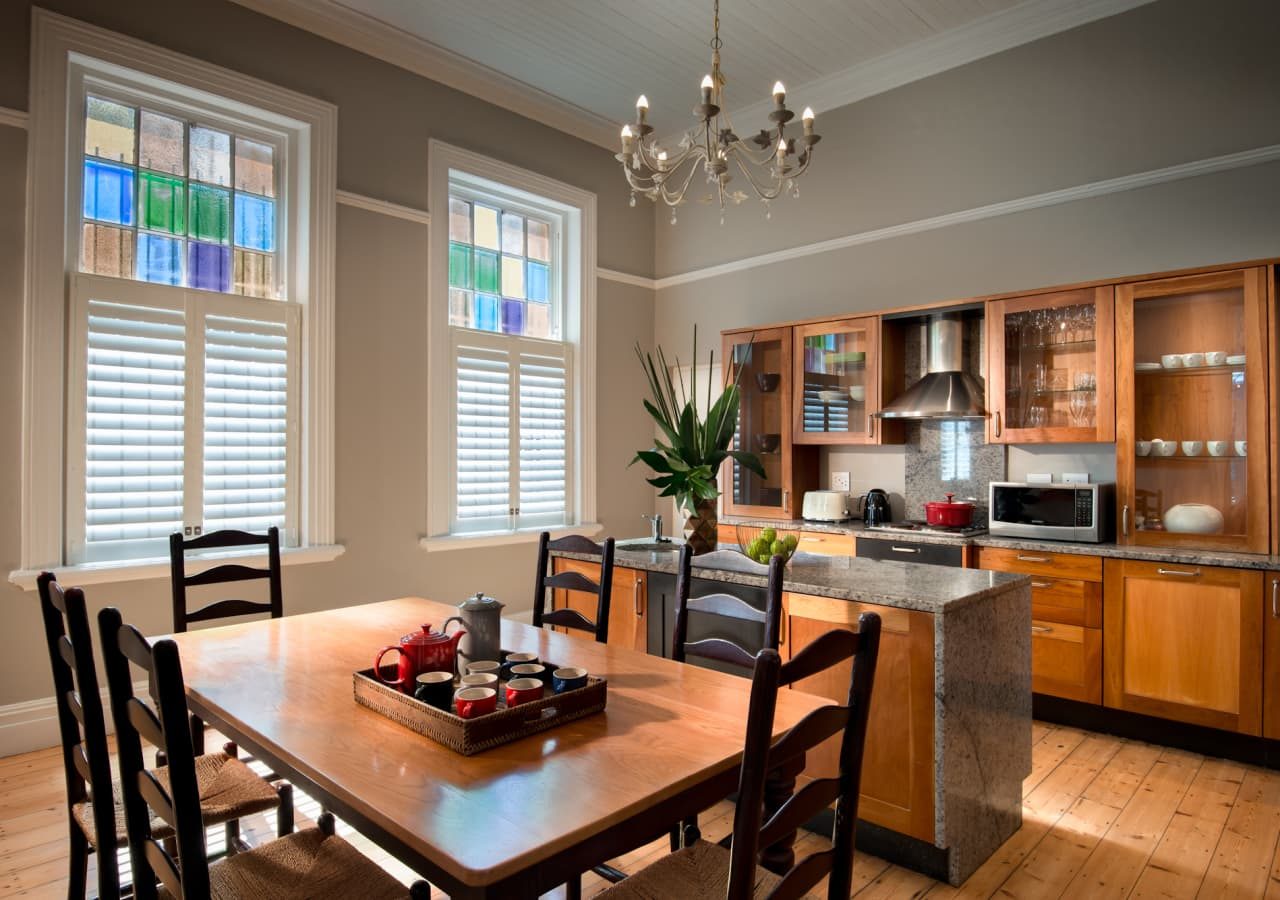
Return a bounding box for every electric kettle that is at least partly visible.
[862,489,891,526]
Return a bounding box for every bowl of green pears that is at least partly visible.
[735,526,800,566]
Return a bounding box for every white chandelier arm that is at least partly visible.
[730,153,787,202]
[658,156,703,206]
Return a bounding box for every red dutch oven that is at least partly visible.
[924,493,975,528]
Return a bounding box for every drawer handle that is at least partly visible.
[634,580,643,618]
[1031,624,1053,634]
[1273,579,1279,619]
[890,546,920,554]
[1017,555,1051,563]
[1157,567,1201,578]
[802,537,821,543]
[1030,580,1053,589]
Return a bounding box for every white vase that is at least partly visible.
[1163,503,1225,534]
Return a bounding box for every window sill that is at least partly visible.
[8,544,346,591]
[419,523,603,553]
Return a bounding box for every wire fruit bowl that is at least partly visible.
[734,525,799,566]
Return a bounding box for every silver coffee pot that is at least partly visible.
[445,592,505,663]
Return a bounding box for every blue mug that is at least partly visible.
[552,666,588,694]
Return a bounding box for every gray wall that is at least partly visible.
[0,0,657,714]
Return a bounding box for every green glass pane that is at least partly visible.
[190,184,231,243]
[139,171,186,235]
[474,248,499,294]
[85,96,135,163]
[449,241,472,289]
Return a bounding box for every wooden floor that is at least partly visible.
[4,721,1280,898]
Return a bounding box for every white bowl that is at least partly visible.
[1181,352,1206,368]
[1235,440,1247,456]
[1227,354,1246,365]
[1153,440,1177,457]
[1206,351,1228,366]
[1164,503,1224,534]
[1207,440,1228,457]
[1160,354,1182,369]
[848,385,866,402]
[817,389,846,404]
[1180,440,1203,457]
[1135,441,1152,457]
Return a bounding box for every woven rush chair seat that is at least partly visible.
[596,842,783,899]
[71,750,283,846]
[156,826,409,900]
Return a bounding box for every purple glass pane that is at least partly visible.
[188,241,232,292]
[501,298,526,335]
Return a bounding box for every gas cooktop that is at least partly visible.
[866,520,988,538]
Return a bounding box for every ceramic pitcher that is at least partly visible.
[446,592,505,663]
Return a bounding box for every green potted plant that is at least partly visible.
[631,331,766,554]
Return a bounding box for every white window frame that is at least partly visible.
[422,140,598,551]
[12,10,340,588]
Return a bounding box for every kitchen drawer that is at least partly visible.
[856,537,964,567]
[796,530,854,557]
[718,524,741,548]
[1029,577,1102,628]
[1031,620,1102,704]
[976,546,1102,582]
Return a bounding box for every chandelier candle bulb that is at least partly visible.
[772,81,786,105]
[636,94,648,123]
[700,74,714,105]
[802,107,815,135]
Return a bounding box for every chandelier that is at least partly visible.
[617,0,820,223]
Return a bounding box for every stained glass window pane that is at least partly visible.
[449,242,472,289]
[473,205,499,250]
[233,249,275,298]
[501,213,523,255]
[501,299,525,335]
[526,220,550,262]
[85,97,135,163]
[525,299,551,339]
[527,261,549,303]
[83,160,135,226]
[449,289,471,327]
[234,194,276,251]
[137,233,183,285]
[475,249,499,294]
[501,255,524,299]
[81,223,136,278]
[139,110,184,175]
[191,126,231,186]
[139,172,186,235]
[234,137,274,196]
[188,241,232,292]
[449,198,471,244]
[474,294,501,332]
[190,184,231,244]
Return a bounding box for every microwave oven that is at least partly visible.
[988,482,1115,543]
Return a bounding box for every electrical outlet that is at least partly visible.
[830,471,850,492]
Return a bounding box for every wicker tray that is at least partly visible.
[352,659,607,755]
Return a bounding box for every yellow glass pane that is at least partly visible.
[501,255,525,299]
[473,204,499,250]
[85,97,136,163]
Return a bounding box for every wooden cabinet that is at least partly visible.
[1265,572,1280,739]
[794,531,854,557]
[721,327,817,520]
[1103,559,1263,734]
[782,592,935,843]
[975,546,1103,702]
[550,559,647,651]
[792,316,882,444]
[986,286,1116,443]
[1115,267,1270,553]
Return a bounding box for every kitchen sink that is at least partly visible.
[616,540,681,553]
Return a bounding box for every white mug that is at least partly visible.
[1135,440,1152,457]
[1160,354,1182,369]
[1181,352,1206,368]
[1154,440,1177,457]
[1180,440,1203,457]
[1206,440,1228,457]
[1235,440,1248,457]
[1206,351,1228,366]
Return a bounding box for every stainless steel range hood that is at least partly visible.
[875,313,988,420]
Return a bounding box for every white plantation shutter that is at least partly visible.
[77,297,186,562]
[451,333,570,534]
[68,276,298,564]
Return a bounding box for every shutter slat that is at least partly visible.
[454,345,511,531]
[519,351,566,526]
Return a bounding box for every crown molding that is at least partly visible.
[653,142,1280,291]
[596,268,656,290]
[668,0,1156,146]
[229,0,620,150]
[336,189,431,225]
[0,106,29,130]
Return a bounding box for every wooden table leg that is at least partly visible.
[759,754,806,874]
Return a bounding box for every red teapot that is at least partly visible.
[374,622,466,693]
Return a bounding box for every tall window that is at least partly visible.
[426,142,597,544]
[68,85,296,564]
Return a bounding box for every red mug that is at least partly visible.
[455,687,497,719]
[505,677,544,708]
[374,622,466,694]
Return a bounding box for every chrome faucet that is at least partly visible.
[641,513,669,542]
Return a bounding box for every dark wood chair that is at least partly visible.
[597,612,883,900]
[170,526,282,753]
[36,573,292,900]
[531,532,615,642]
[97,606,432,900]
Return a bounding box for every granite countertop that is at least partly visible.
[722,515,1280,572]
[555,545,1028,615]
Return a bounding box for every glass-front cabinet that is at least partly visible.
[986,287,1115,444]
[792,316,881,444]
[1116,268,1269,553]
[721,326,816,520]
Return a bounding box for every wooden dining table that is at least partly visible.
[167,597,831,899]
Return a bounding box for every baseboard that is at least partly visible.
[0,681,146,758]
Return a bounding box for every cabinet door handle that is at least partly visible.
[1157,567,1201,578]
[994,410,1002,438]
[891,546,920,554]
[1031,624,1053,634]
[1271,579,1278,619]
[1122,504,1130,537]
[1030,580,1053,589]
[868,414,875,439]
[782,490,789,512]
[1016,554,1051,563]
[633,580,643,617]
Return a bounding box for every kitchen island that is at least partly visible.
[549,543,1032,885]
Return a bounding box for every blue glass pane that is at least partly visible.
[83,159,135,226]
[137,233,182,285]
[527,261,549,303]
[234,193,276,251]
[474,294,501,333]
